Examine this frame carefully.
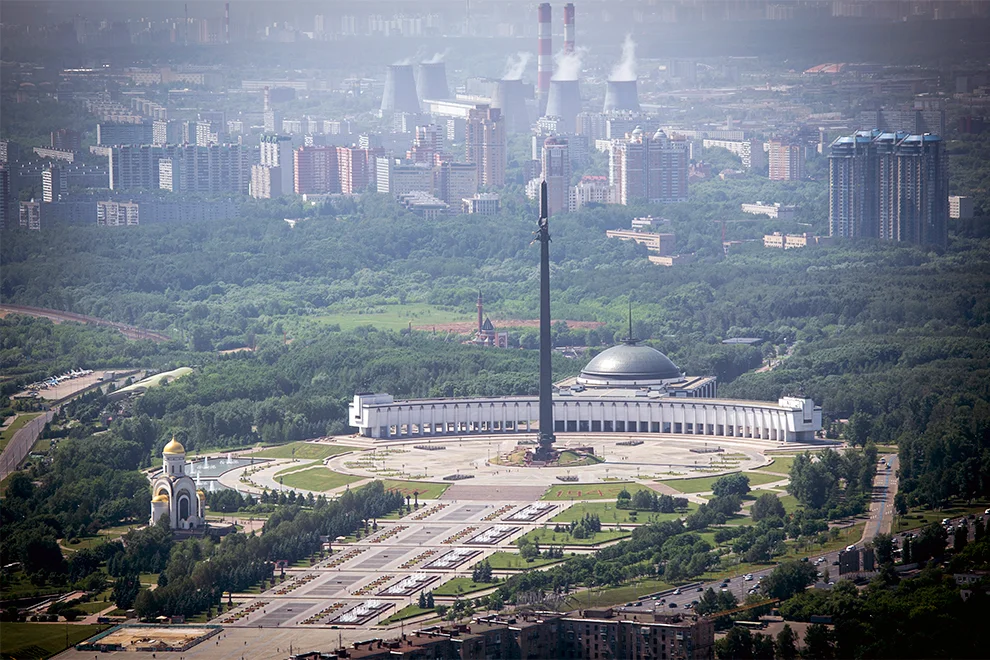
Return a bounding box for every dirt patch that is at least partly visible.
[414,319,605,333]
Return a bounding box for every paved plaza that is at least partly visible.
[59,433,826,659]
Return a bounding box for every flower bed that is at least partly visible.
[483,505,515,521]
[411,503,449,521]
[399,549,438,569]
[354,575,394,596]
[325,547,367,569]
[302,602,345,625]
[441,526,478,544]
[368,525,408,543]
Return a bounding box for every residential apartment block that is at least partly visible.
[829,129,948,245]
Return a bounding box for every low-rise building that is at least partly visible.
[462,193,500,215]
[763,232,833,249]
[742,202,797,220]
[949,195,974,220]
[398,191,448,219]
[649,253,695,266]
[606,228,676,255]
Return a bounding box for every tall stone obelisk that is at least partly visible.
[536,180,556,461]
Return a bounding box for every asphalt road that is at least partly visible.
[862,454,899,541]
[0,410,54,482]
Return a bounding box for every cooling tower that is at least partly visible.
[603,80,640,113]
[544,79,582,134]
[381,64,420,115]
[417,62,449,103]
[492,78,531,134]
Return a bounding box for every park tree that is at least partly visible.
[713,473,751,498]
[717,626,754,660]
[775,624,798,660]
[787,452,838,510]
[112,574,141,610]
[845,412,873,446]
[752,633,776,660]
[802,623,834,659]
[872,533,895,565]
[761,561,818,600]
[954,522,969,552]
[751,493,786,522]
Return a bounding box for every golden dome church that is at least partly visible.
[150,436,205,530]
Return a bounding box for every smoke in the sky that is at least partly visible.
[610,35,637,81]
[393,57,413,66]
[424,49,450,64]
[552,47,586,81]
[502,52,531,80]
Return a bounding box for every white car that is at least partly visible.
[744,574,753,581]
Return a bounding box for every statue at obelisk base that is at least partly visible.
[534,180,557,462]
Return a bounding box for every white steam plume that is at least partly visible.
[552,46,586,81]
[502,52,531,81]
[610,35,637,81]
[424,49,450,64]
[393,57,413,66]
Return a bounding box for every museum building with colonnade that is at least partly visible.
[350,340,822,442]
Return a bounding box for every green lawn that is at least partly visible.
[252,442,358,460]
[752,456,797,475]
[298,303,470,332]
[0,571,65,601]
[377,480,450,500]
[541,482,656,501]
[0,622,108,659]
[432,577,500,597]
[517,528,631,546]
[278,467,362,492]
[139,573,160,586]
[659,471,786,494]
[893,500,990,534]
[556,450,604,467]
[0,412,42,452]
[566,579,674,609]
[551,500,699,525]
[381,604,436,624]
[275,461,323,477]
[482,551,566,570]
[76,599,114,614]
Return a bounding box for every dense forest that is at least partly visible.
[3,180,989,507]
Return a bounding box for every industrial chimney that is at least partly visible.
[537,3,552,115]
[563,3,575,54]
[603,80,640,113]
[381,64,420,115]
[491,79,531,134]
[545,79,582,134]
[417,62,449,103]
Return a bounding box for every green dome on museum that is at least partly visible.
[580,343,682,382]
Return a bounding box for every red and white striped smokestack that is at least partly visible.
[563,3,575,54]
[537,3,552,109]
[224,2,229,43]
